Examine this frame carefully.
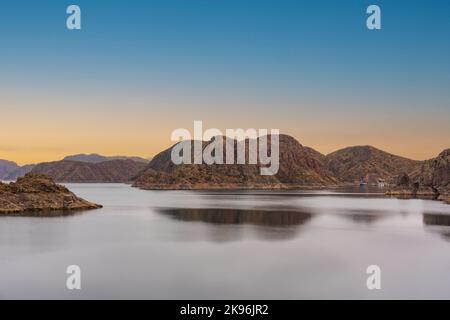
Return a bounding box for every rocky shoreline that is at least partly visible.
[386,189,450,204]
[0,173,102,216]
[439,194,450,204]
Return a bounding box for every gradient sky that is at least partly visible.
[1,0,449,165]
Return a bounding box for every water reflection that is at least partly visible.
[423,213,450,241]
[2,210,89,218]
[423,213,450,227]
[0,215,72,252]
[156,207,314,241]
[342,213,385,224]
[341,211,387,225]
[157,207,313,227]
[4,183,450,299]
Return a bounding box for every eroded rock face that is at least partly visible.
[0,173,102,215]
[397,173,411,187]
[387,149,450,202]
[427,149,450,191]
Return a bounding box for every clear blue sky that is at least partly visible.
[1,0,449,163]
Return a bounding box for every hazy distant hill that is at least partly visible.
[133,135,338,190]
[325,146,421,184]
[0,160,20,180]
[4,164,36,180]
[63,153,149,164]
[32,159,147,183]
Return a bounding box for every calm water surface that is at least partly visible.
[1,184,450,299]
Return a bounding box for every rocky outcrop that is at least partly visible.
[325,146,421,184]
[385,172,438,199]
[133,135,338,190]
[387,149,450,203]
[31,159,146,183]
[0,173,101,215]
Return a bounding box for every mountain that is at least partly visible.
[325,146,421,184]
[4,164,36,180]
[0,160,20,180]
[0,173,101,215]
[63,153,149,164]
[387,149,450,203]
[133,134,338,190]
[0,153,148,181]
[31,159,147,183]
[303,147,327,166]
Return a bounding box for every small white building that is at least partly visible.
[377,179,388,188]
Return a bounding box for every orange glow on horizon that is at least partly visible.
[1,99,449,165]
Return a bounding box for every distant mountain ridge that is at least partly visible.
[0,160,35,180]
[31,159,147,183]
[4,164,36,180]
[2,141,447,191]
[1,153,149,182]
[0,160,20,179]
[63,153,149,164]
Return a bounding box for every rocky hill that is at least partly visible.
[0,173,101,215]
[32,159,147,183]
[325,146,421,184]
[387,149,450,203]
[303,147,327,166]
[133,135,338,190]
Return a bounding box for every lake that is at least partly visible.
[1,183,450,299]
